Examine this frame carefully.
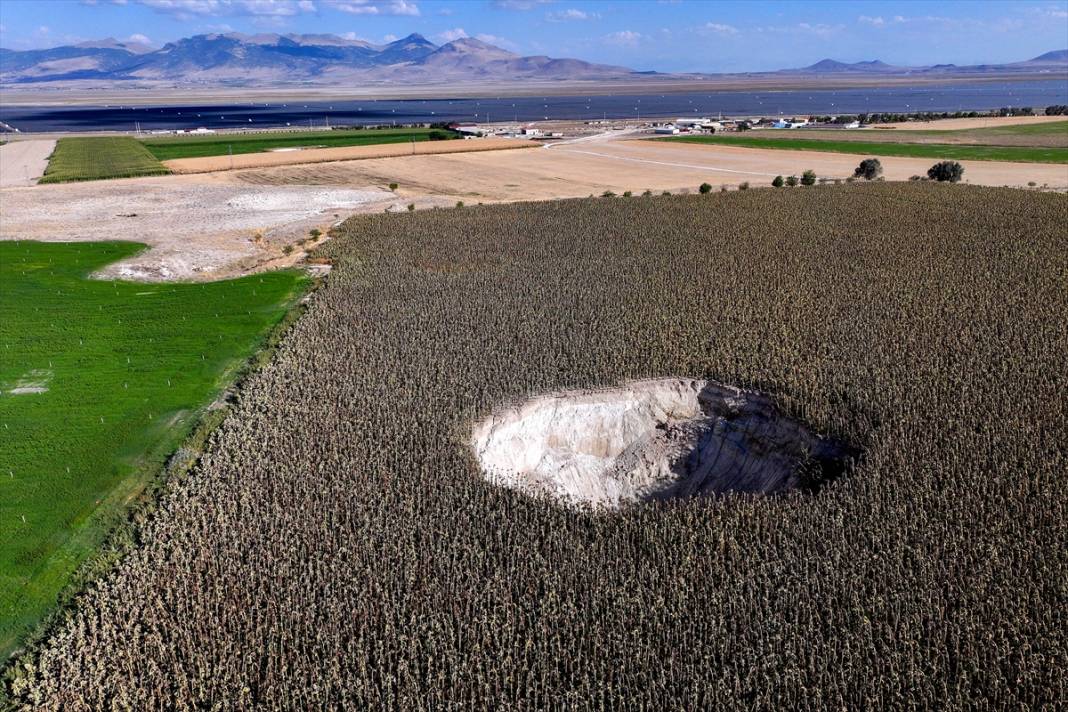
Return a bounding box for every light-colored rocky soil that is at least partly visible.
[163,137,535,174]
[472,378,854,511]
[0,139,55,187]
[0,174,447,280]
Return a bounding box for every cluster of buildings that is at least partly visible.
[652,115,863,134]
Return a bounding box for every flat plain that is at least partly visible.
[0,241,306,657]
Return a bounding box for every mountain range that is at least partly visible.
[785,49,1068,75]
[0,32,631,85]
[0,32,1065,87]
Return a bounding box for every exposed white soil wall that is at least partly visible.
[472,378,852,510]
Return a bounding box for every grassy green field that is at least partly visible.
[661,134,1068,163]
[0,241,306,657]
[38,137,170,183]
[142,127,451,161]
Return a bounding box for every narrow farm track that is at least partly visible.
[0,140,55,187]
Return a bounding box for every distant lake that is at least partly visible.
[2,80,1065,133]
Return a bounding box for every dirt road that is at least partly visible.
[0,139,55,187]
[163,137,535,173]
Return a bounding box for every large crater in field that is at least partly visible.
[472,378,857,511]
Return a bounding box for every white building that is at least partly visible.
[654,125,680,135]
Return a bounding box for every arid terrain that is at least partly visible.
[163,137,534,173]
[0,139,55,187]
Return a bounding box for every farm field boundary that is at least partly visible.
[38,137,170,183]
[162,137,537,173]
[0,241,308,662]
[659,134,1068,163]
[141,127,451,161]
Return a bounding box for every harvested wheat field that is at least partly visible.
[163,137,535,174]
[10,183,1066,710]
[220,138,1068,200]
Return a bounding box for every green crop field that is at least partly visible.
[141,127,453,161]
[0,241,306,657]
[38,137,170,183]
[662,134,1068,163]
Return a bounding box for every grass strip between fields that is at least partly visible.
[661,134,1068,163]
[38,137,170,183]
[0,242,309,661]
[141,127,454,161]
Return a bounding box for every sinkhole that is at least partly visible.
[471,378,859,511]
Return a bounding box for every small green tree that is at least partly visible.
[738,181,749,190]
[389,182,398,191]
[786,175,799,187]
[927,161,964,183]
[772,175,784,188]
[854,158,883,180]
[801,169,817,186]
[407,203,415,211]
[309,228,322,239]
[699,182,713,194]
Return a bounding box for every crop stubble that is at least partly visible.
[10,183,1067,710]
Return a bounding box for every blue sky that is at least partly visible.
[1,0,1066,72]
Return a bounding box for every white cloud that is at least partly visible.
[436,27,468,42]
[699,22,738,35]
[547,8,598,22]
[492,0,552,10]
[127,32,153,43]
[136,0,318,18]
[858,15,884,27]
[382,33,398,42]
[603,30,642,47]
[758,22,843,38]
[329,0,419,16]
[475,32,516,49]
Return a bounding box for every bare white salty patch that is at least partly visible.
[6,369,53,395]
[472,378,856,511]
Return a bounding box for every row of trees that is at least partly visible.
[806,106,1067,124]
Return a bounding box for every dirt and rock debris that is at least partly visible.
[473,377,856,510]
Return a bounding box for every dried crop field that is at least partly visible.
[10,184,1067,709]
